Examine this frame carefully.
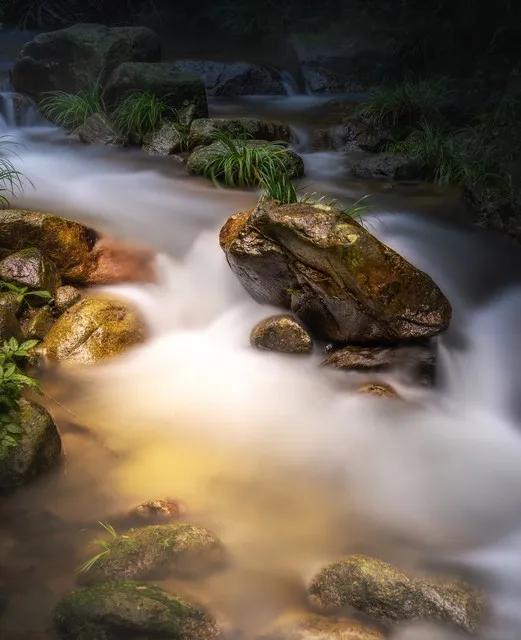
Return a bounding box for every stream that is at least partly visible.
[1,89,521,640]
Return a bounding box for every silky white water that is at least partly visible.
[1,111,521,639]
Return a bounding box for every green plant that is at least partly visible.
[259,164,298,204]
[357,78,453,128]
[0,136,24,207]
[78,522,124,574]
[342,194,372,220]
[0,281,52,307]
[40,86,102,130]
[0,338,39,457]
[112,92,171,139]
[203,132,291,187]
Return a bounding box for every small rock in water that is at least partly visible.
[143,123,185,155]
[76,113,121,146]
[260,612,384,639]
[0,247,61,297]
[130,498,184,522]
[54,581,220,640]
[0,297,22,342]
[54,285,81,314]
[356,382,399,399]
[250,314,313,354]
[308,554,485,634]
[79,522,225,584]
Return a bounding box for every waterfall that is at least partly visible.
[0,91,42,129]
[279,70,299,96]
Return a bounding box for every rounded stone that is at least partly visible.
[130,498,184,522]
[356,383,399,399]
[54,285,81,314]
[250,314,312,354]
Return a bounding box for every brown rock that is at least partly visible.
[54,285,81,313]
[357,383,399,398]
[21,306,55,340]
[86,237,156,285]
[130,499,184,522]
[261,613,384,640]
[250,314,312,354]
[0,247,61,296]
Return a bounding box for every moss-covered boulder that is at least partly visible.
[0,247,61,296]
[261,612,384,640]
[42,297,145,364]
[80,523,225,584]
[220,202,451,342]
[12,23,160,101]
[189,118,290,148]
[188,140,304,181]
[308,555,485,634]
[0,210,97,283]
[0,399,61,494]
[21,306,55,340]
[54,285,81,314]
[103,62,208,117]
[54,581,220,640]
[250,314,312,354]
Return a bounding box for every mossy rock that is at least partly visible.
[0,295,22,342]
[187,140,304,182]
[143,123,185,156]
[220,202,451,342]
[54,581,220,640]
[42,297,145,364]
[189,118,290,148]
[250,314,312,354]
[261,612,384,640]
[308,555,485,634]
[0,399,61,494]
[80,523,225,584]
[0,247,61,299]
[21,306,55,340]
[0,210,97,283]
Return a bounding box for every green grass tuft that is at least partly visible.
[40,86,102,130]
[0,136,25,207]
[112,92,172,139]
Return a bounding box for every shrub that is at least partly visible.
[112,92,171,139]
[357,78,453,128]
[0,338,40,457]
[40,86,102,130]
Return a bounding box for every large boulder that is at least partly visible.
[0,247,61,296]
[220,202,451,343]
[261,613,384,640]
[0,399,61,494]
[0,210,97,283]
[189,118,290,148]
[11,23,161,101]
[173,59,286,96]
[308,555,485,634]
[188,141,304,182]
[250,314,312,354]
[54,581,219,640]
[79,523,225,584]
[351,153,420,181]
[42,297,145,364]
[103,62,208,117]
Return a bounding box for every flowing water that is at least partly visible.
[1,91,521,640]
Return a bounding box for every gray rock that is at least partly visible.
[261,612,384,640]
[351,153,420,180]
[0,247,61,296]
[0,399,61,494]
[308,555,485,634]
[54,581,220,640]
[250,314,312,354]
[189,117,290,148]
[143,122,185,155]
[77,112,121,145]
[173,59,285,96]
[103,62,207,118]
[12,23,160,100]
[54,285,81,314]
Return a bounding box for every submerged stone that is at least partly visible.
[79,522,225,584]
[220,202,451,343]
[42,297,145,364]
[250,314,312,354]
[54,581,220,640]
[0,399,61,494]
[308,555,485,634]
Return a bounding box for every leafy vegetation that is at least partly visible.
[0,338,40,457]
[357,78,453,128]
[259,165,298,204]
[112,92,172,139]
[78,522,122,574]
[40,86,102,130]
[0,136,24,207]
[0,281,53,307]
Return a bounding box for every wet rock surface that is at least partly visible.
[308,555,485,634]
[12,23,161,100]
[79,523,225,584]
[76,113,121,146]
[21,306,55,340]
[0,399,61,494]
[261,612,385,640]
[324,343,436,385]
[356,382,400,398]
[220,202,451,343]
[189,117,290,148]
[42,296,145,364]
[0,247,61,296]
[54,581,220,640]
[54,285,81,314]
[250,314,312,353]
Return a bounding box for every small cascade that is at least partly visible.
[279,70,299,96]
[0,91,42,128]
